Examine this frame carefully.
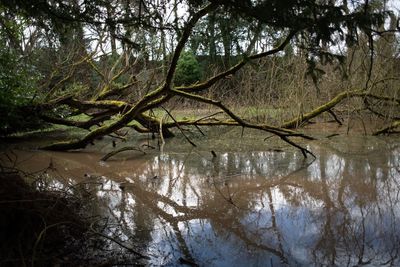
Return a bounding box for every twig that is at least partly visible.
[194,124,205,136]
[90,229,149,259]
[373,120,400,135]
[279,135,315,159]
[161,106,197,147]
[101,147,145,161]
[327,109,342,125]
[193,111,224,123]
[159,114,165,148]
[171,88,314,157]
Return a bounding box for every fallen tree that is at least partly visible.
[3,1,398,157]
[36,4,318,157]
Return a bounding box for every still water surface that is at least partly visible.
[3,130,400,266]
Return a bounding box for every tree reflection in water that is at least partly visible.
[75,136,397,266]
[7,136,400,266]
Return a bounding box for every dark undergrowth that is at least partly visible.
[0,168,146,267]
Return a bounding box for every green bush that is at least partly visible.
[0,47,41,134]
[174,51,202,86]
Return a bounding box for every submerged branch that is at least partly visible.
[101,146,145,161]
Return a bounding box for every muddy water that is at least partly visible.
[1,129,400,266]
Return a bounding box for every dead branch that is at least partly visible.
[161,106,197,147]
[194,111,224,122]
[137,113,175,138]
[40,111,115,130]
[129,124,152,133]
[281,90,400,129]
[176,30,297,94]
[171,88,314,157]
[36,6,310,155]
[281,90,361,128]
[97,80,137,100]
[43,52,96,101]
[40,4,216,151]
[64,98,128,111]
[96,53,136,99]
[373,120,400,135]
[327,109,343,125]
[158,114,165,147]
[164,3,217,87]
[101,146,145,161]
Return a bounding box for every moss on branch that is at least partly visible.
[281,90,400,129]
[170,88,315,157]
[373,120,400,135]
[41,85,167,150]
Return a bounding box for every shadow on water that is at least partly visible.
[1,130,400,266]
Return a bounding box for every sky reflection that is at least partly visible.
[3,135,400,266]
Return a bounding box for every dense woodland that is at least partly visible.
[1,1,400,266]
[0,0,399,155]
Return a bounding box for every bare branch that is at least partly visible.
[165,3,217,87]
[373,120,400,135]
[282,90,400,129]
[101,147,145,161]
[176,30,297,93]
[171,88,314,157]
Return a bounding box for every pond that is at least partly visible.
[2,127,400,266]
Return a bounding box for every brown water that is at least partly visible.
[1,128,400,266]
